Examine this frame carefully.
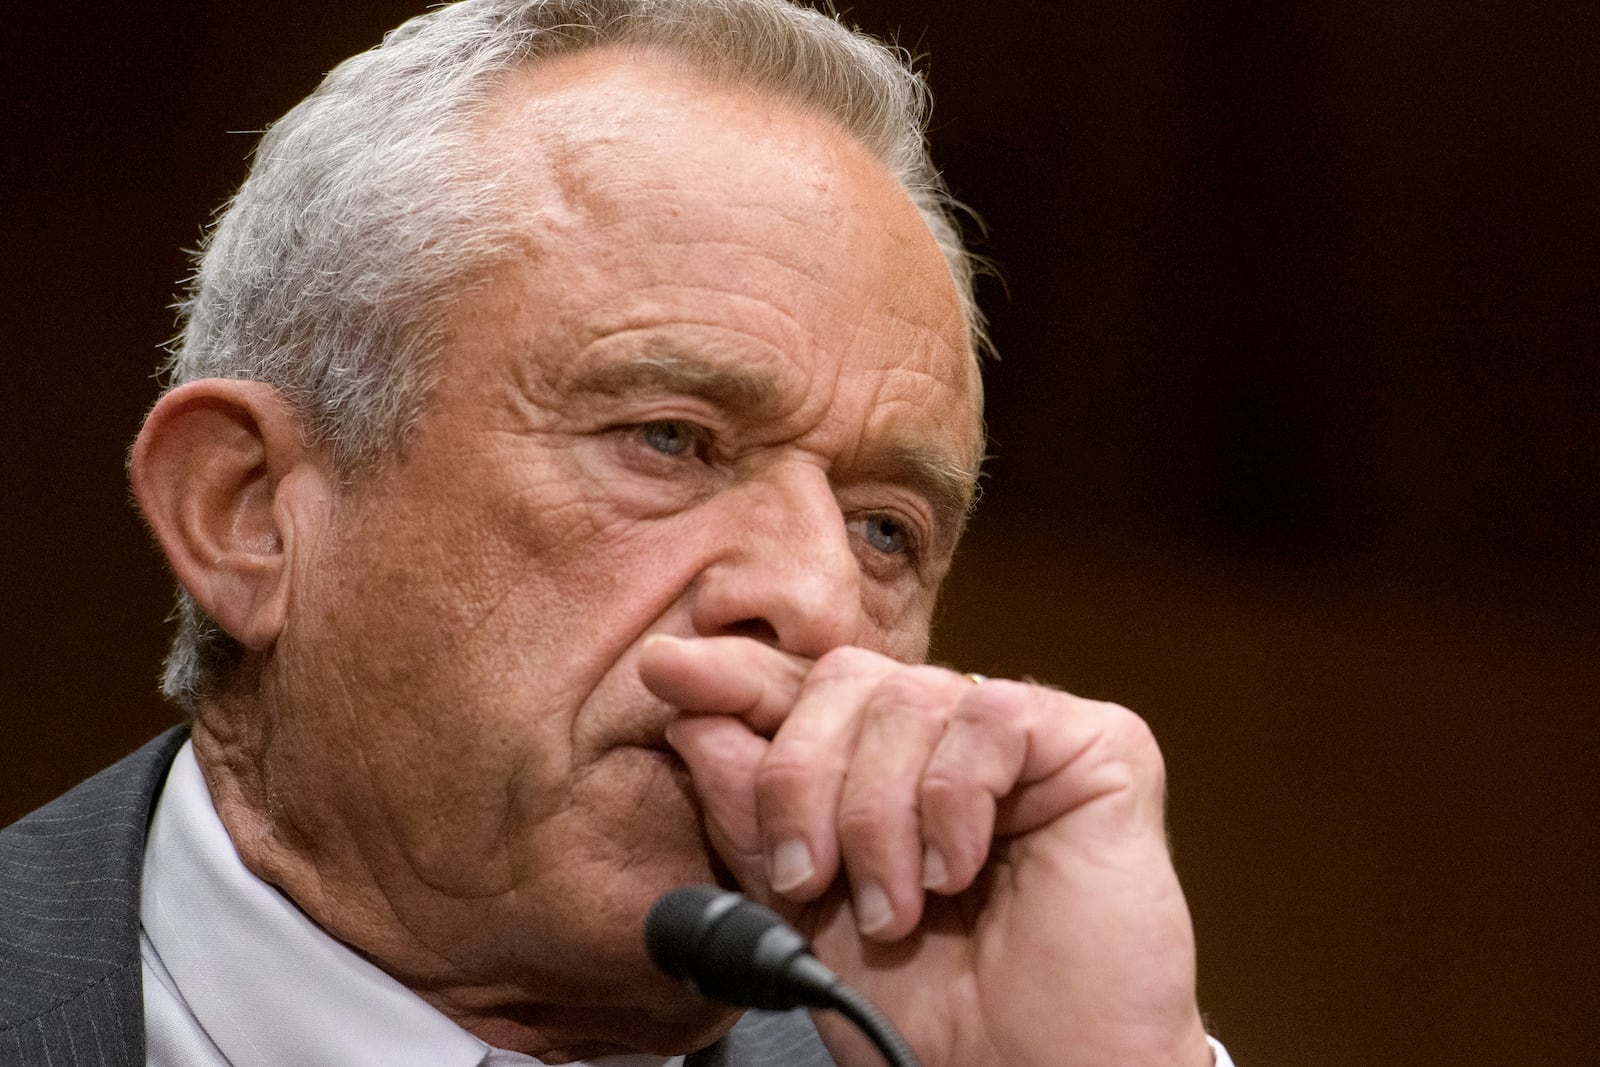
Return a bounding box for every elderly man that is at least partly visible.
[0,1,1232,1065]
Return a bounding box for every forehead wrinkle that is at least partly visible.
[566,350,786,418]
[845,333,982,541]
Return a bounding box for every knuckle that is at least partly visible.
[1088,701,1169,800]
[955,678,1029,728]
[1098,701,1163,764]
[836,793,898,851]
[755,742,840,805]
[865,664,960,720]
[810,644,888,684]
[919,760,970,808]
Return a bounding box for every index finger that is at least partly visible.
[637,634,811,733]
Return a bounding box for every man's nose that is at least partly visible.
[687,463,862,659]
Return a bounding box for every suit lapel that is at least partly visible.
[0,726,188,1066]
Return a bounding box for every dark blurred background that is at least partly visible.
[3,3,1595,1064]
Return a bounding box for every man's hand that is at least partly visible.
[638,635,1213,1067]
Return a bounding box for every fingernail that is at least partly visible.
[921,845,948,891]
[854,882,893,935]
[769,839,814,893]
[663,721,682,749]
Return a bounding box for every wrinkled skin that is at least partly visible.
[137,47,1210,1067]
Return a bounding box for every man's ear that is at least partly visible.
[130,379,332,652]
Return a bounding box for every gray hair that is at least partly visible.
[159,0,987,710]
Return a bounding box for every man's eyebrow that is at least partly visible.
[568,354,783,414]
[862,441,981,543]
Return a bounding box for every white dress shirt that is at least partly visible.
[140,740,682,1067]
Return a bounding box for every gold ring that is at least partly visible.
[963,672,987,685]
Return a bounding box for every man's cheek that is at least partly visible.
[857,588,937,664]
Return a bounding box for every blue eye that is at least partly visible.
[639,421,696,457]
[860,515,910,555]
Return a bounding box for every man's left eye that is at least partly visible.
[637,420,699,457]
[856,515,911,555]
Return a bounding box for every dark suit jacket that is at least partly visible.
[0,730,833,1066]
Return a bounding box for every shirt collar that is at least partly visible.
[142,740,680,1067]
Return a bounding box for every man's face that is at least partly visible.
[257,48,980,1049]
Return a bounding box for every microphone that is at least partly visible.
[645,884,838,1010]
[645,885,921,1067]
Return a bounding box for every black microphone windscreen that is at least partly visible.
[645,884,727,980]
[645,885,832,1010]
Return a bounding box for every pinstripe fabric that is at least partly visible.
[0,727,188,1067]
[687,1010,834,1067]
[0,729,831,1066]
